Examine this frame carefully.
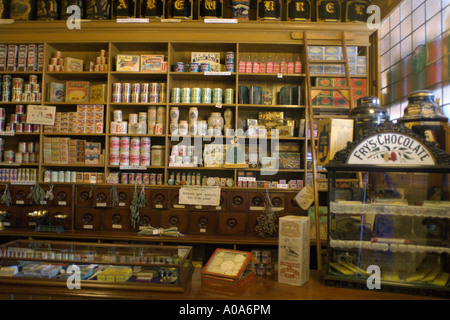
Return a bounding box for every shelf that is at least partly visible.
[41,163,105,168]
[108,165,165,169]
[308,59,347,64]
[45,71,108,80]
[238,104,305,109]
[43,132,106,136]
[44,102,106,105]
[109,103,167,107]
[0,101,42,105]
[0,162,39,167]
[0,71,42,75]
[168,103,236,108]
[237,72,305,81]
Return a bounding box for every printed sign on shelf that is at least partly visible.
[26,105,56,125]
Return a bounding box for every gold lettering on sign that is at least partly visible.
[205,0,216,10]
[355,4,364,15]
[264,0,275,11]
[174,0,185,10]
[117,0,128,9]
[325,2,335,13]
[147,0,156,10]
[295,1,305,11]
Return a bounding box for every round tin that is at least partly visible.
[140,137,151,151]
[212,88,223,104]
[121,172,129,184]
[200,63,210,72]
[224,88,234,104]
[174,62,185,72]
[225,51,235,64]
[225,63,235,72]
[189,62,199,72]
[261,250,271,264]
[190,88,201,103]
[251,250,261,263]
[201,88,212,103]
[349,96,389,141]
[256,264,265,276]
[148,107,157,121]
[109,151,120,166]
[171,88,181,103]
[129,113,138,124]
[181,88,191,103]
[120,137,130,150]
[113,109,123,122]
[140,153,150,166]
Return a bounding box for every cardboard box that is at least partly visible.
[190,52,221,72]
[66,81,90,102]
[278,216,310,287]
[64,57,84,72]
[90,84,107,103]
[116,55,140,72]
[317,118,353,166]
[140,55,164,72]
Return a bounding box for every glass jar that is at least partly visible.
[398,90,448,149]
[349,96,389,141]
[178,120,188,136]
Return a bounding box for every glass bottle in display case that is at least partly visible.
[324,121,450,298]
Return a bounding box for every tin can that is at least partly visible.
[261,250,271,263]
[150,173,156,185]
[147,121,156,134]
[140,152,150,166]
[121,172,129,184]
[225,51,235,64]
[256,263,266,276]
[157,173,163,185]
[171,88,181,103]
[190,88,201,104]
[200,63,210,72]
[113,109,123,122]
[224,88,234,104]
[225,63,234,72]
[65,171,71,183]
[135,173,143,184]
[120,136,130,150]
[15,105,25,114]
[110,151,120,166]
[174,62,185,72]
[251,250,261,263]
[201,88,212,103]
[189,62,199,72]
[265,263,274,277]
[181,88,191,103]
[140,93,149,103]
[138,112,147,124]
[0,108,5,121]
[15,123,23,132]
[128,173,135,184]
[212,88,223,104]
[143,173,150,184]
[26,142,34,153]
[148,107,157,121]
[155,123,164,135]
[151,145,164,166]
[156,106,166,123]
[113,82,122,94]
[129,113,138,124]
[130,137,141,150]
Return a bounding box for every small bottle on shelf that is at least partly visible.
[294,56,302,74]
[287,56,294,74]
[273,56,280,74]
[245,55,253,73]
[252,56,260,73]
[266,56,274,73]
[259,56,266,73]
[280,57,287,73]
[238,56,246,73]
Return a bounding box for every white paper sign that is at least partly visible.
[26,105,56,125]
[179,186,221,206]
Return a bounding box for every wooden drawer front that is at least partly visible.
[75,186,94,207]
[249,192,265,211]
[169,190,188,210]
[116,187,133,208]
[189,211,217,234]
[285,192,305,214]
[150,189,169,210]
[74,208,102,231]
[53,185,74,207]
[0,206,21,228]
[228,191,248,212]
[270,193,286,210]
[11,185,32,206]
[49,206,73,230]
[218,212,246,235]
[103,209,131,232]
[160,210,188,233]
[204,192,227,211]
[93,188,111,208]
[246,212,259,237]
[131,209,159,232]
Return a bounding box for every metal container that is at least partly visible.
[398,90,448,149]
[349,96,389,140]
[257,0,281,21]
[316,0,341,22]
[287,0,311,21]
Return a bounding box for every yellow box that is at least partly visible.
[317,118,353,166]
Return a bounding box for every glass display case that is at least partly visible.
[0,240,194,293]
[324,122,450,298]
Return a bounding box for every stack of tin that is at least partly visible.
[0,168,37,183]
[1,105,40,133]
[1,75,41,103]
[225,51,235,72]
[110,136,151,167]
[170,87,233,104]
[14,141,39,164]
[112,82,166,103]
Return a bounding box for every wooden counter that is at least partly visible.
[0,268,441,301]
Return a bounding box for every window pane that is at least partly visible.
[443,81,450,105]
[426,59,442,86]
[381,18,390,38]
[401,35,412,59]
[390,7,401,28]
[401,0,412,20]
[426,13,442,41]
[426,0,441,20]
[381,52,391,72]
[401,14,412,38]
[381,34,390,55]
[427,35,442,63]
[390,25,401,47]
[412,25,426,49]
[391,43,401,64]
[444,5,450,32]
[413,3,426,30]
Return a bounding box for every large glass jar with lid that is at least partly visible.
[397,90,448,149]
[349,96,389,140]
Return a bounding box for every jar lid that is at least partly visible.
[356,96,380,107]
[408,89,435,100]
[151,145,164,149]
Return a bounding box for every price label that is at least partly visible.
[204,18,238,24]
[96,203,107,207]
[84,225,93,229]
[155,204,163,209]
[277,73,283,78]
[58,201,67,205]
[112,224,122,229]
[119,202,126,207]
[120,165,146,170]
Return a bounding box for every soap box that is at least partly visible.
[116,55,140,72]
[278,216,310,287]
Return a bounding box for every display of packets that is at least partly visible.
[0,168,37,183]
[111,82,166,104]
[0,44,43,72]
[307,46,366,75]
[1,74,41,103]
[43,137,103,165]
[43,105,104,134]
[43,170,105,184]
[48,49,107,72]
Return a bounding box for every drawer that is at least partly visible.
[103,208,131,232]
[217,212,246,235]
[92,188,111,208]
[49,206,73,230]
[74,208,103,231]
[116,187,133,208]
[228,191,248,212]
[160,210,188,233]
[150,189,169,209]
[285,192,305,214]
[189,211,217,234]
[169,189,188,210]
[249,192,285,212]
[75,186,94,207]
[0,207,21,228]
[246,212,259,237]
[131,209,159,232]
[53,185,74,207]
[11,185,33,206]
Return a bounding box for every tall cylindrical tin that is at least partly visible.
[349,96,389,141]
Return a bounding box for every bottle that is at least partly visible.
[252,56,260,73]
[238,56,246,73]
[273,56,280,74]
[294,56,302,74]
[245,55,253,73]
[266,56,274,73]
[280,57,287,73]
[287,56,294,74]
[259,56,266,73]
